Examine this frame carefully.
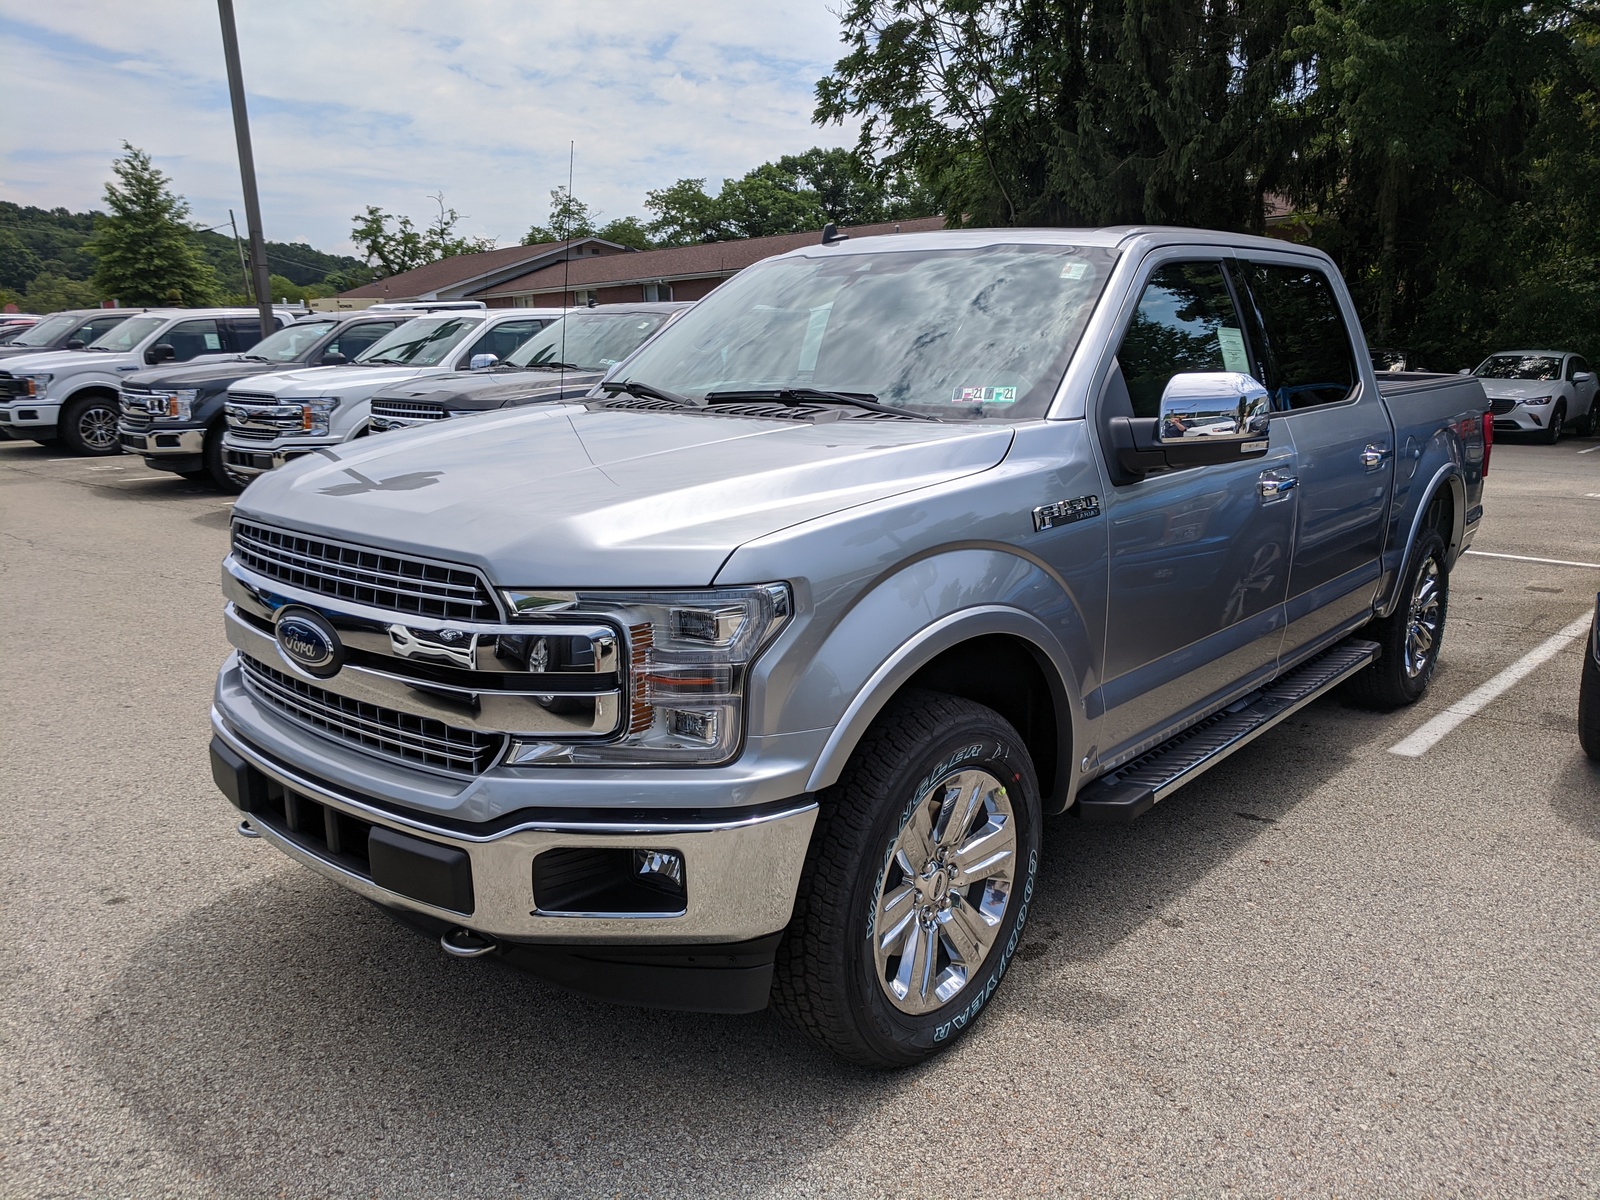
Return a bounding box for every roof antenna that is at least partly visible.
[559,140,573,395]
[821,222,849,245]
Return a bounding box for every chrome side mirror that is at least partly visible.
[469,353,499,370]
[1156,372,1271,445]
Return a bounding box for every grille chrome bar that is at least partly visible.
[371,400,447,421]
[232,520,498,621]
[241,654,504,774]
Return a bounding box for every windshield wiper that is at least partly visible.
[522,360,587,371]
[242,354,270,362]
[600,378,693,406]
[704,386,942,422]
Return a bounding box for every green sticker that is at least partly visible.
[952,386,1018,404]
[1216,327,1250,373]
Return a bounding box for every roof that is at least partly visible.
[340,239,623,301]
[481,216,949,297]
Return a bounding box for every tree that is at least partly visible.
[23,272,102,313]
[352,194,494,278]
[87,143,218,306]
[0,230,41,292]
[775,147,939,225]
[595,216,654,250]
[521,186,598,245]
[644,178,730,245]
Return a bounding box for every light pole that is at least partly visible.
[217,0,274,337]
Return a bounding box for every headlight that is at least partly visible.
[1524,395,1554,406]
[16,372,51,397]
[146,389,199,420]
[300,397,339,435]
[502,583,792,765]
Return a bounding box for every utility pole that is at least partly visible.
[228,209,252,302]
[217,0,274,337]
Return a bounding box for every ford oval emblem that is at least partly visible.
[275,607,343,678]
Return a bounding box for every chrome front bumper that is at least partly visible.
[222,440,331,478]
[211,708,817,944]
[118,422,206,456]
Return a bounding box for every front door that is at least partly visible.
[1095,257,1298,760]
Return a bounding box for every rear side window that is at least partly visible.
[1567,356,1589,380]
[1115,261,1251,417]
[1235,262,1358,410]
[462,319,545,364]
[163,318,223,361]
[223,318,268,352]
[326,321,400,359]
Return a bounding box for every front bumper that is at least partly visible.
[0,400,61,438]
[209,703,817,949]
[1488,401,1553,434]
[119,421,206,459]
[223,438,334,478]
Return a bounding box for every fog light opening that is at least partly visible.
[533,847,687,916]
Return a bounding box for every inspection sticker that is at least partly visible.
[1060,260,1089,280]
[952,385,1018,404]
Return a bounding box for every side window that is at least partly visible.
[1236,262,1358,410]
[224,318,266,352]
[463,319,542,364]
[163,318,222,361]
[326,321,399,359]
[78,316,127,343]
[1115,261,1251,417]
[1576,357,1591,377]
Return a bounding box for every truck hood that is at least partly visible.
[377,368,596,412]
[0,344,77,361]
[235,406,1015,588]
[0,348,115,375]
[237,364,429,398]
[1477,378,1565,399]
[124,359,286,392]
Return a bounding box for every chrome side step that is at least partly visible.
[1074,638,1381,824]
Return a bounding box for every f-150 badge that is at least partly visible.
[1032,495,1101,531]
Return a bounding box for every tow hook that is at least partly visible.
[236,820,261,839]
[440,927,499,958]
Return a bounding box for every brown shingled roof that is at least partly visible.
[339,239,616,299]
[479,217,948,297]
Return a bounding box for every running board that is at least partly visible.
[1074,639,1381,824]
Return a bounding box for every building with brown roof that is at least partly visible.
[323,238,630,308]
[477,217,949,308]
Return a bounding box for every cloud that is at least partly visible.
[0,0,860,257]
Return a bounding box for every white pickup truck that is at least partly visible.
[0,308,291,455]
[221,310,554,481]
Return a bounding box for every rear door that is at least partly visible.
[456,317,548,367]
[1092,253,1299,758]
[1232,256,1393,652]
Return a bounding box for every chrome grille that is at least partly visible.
[231,520,498,621]
[371,399,447,422]
[240,654,504,775]
[1489,397,1517,415]
[119,386,157,429]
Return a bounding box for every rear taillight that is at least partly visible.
[1481,409,1493,476]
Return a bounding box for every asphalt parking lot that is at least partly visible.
[2,434,1597,1198]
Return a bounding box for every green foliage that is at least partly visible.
[352,194,494,277]
[595,216,654,250]
[86,144,219,306]
[521,187,599,244]
[22,273,102,313]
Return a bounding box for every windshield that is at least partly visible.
[355,316,483,366]
[12,315,76,347]
[1475,354,1562,381]
[246,320,338,362]
[88,315,166,352]
[507,311,672,371]
[613,244,1118,421]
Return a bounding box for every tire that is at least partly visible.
[30,435,59,446]
[1580,617,1600,762]
[59,393,122,456]
[203,424,244,493]
[1576,404,1596,439]
[1543,402,1566,445]
[770,689,1041,1068]
[1346,528,1449,710]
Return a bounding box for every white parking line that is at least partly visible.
[1388,613,1593,757]
[1579,444,1600,454]
[1465,550,1600,570]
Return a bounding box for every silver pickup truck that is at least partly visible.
[209,227,1490,1067]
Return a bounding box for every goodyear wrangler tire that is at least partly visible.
[771,689,1041,1067]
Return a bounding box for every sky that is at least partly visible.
[0,0,862,260]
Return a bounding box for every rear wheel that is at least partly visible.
[770,689,1041,1067]
[1575,403,1596,439]
[1346,528,1449,710]
[202,424,243,492]
[59,393,122,456]
[1544,402,1566,445]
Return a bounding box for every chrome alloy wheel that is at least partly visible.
[872,767,1017,1015]
[79,404,119,451]
[1404,556,1443,678]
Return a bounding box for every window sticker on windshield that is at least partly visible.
[952,386,1018,404]
[1060,260,1089,280]
[1216,327,1250,373]
[204,333,221,350]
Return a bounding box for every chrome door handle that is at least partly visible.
[1257,473,1297,502]
[1360,444,1390,470]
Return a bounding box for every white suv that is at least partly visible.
[0,308,291,455]
[1475,350,1598,443]
[221,310,552,481]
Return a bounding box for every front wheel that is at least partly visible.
[1575,403,1596,439]
[1346,528,1449,710]
[203,424,244,493]
[1579,616,1600,761]
[1544,402,1566,445]
[59,394,122,456]
[771,690,1041,1067]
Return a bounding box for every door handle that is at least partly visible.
[1257,472,1297,502]
[1360,444,1391,470]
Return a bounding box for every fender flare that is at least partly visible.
[802,604,1083,811]
[1377,464,1465,618]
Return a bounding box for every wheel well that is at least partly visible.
[65,386,118,405]
[1425,477,1459,559]
[902,634,1065,806]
